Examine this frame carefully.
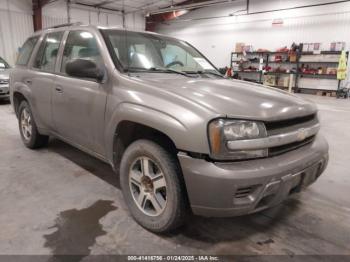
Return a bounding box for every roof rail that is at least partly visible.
[46,22,83,29]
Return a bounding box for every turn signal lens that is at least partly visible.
[208,120,223,155]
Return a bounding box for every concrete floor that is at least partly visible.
[0,95,350,258]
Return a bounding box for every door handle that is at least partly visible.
[25,79,32,85]
[55,86,63,93]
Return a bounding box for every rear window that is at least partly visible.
[16,36,40,66]
[33,31,64,72]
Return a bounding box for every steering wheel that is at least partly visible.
[165,61,184,68]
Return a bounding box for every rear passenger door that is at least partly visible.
[52,30,107,156]
[21,32,63,131]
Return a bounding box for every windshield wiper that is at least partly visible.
[127,67,197,78]
[184,70,224,78]
[150,67,197,77]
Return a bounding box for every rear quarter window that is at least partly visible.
[16,36,40,66]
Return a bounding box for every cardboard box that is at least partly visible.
[289,53,297,62]
[235,42,245,53]
[263,75,276,86]
[326,67,337,75]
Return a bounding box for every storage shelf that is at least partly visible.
[234,71,261,73]
[299,73,337,79]
[267,85,291,89]
[299,61,339,64]
[265,72,296,75]
[301,51,342,55]
[235,60,338,64]
[232,51,289,55]
[230,49,348,92]
[268,61,296,64]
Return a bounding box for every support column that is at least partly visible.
[32,0,42,31]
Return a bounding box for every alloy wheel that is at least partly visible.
[21,108,32,141]
[129,157,167,216]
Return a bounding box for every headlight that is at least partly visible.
[208,119,267,160]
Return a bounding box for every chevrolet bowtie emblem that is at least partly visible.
[297,128,308,141]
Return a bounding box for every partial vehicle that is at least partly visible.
[10,24,329,233]
[0,56,10,100]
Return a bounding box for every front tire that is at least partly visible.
[18,101,49,149]
[120,139,188,233]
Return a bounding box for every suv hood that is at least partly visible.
[137,75,317,121]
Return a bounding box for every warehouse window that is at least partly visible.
[33,31,64,72]
[16,36,39,66]
[61,30,102,74]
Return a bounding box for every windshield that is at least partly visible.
[0,57,10,70]
[102,29,219,74]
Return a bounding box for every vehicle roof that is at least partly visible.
[32,23,172,39]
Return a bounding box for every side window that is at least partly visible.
[61,30,102,74]
[16,36,39,66]
[33,31,63,72]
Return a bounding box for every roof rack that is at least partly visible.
[46,22,83,29]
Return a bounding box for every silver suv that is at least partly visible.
[0,56,10,100]
[10,24,329,233]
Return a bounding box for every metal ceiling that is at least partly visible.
[70,0,188,13]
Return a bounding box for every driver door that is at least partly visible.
[52,30,107,156]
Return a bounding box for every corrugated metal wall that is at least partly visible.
[0,0,33,65]
[42,1,144,30]
[0,0,144,66]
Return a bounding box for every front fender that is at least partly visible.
[105,102,208,163]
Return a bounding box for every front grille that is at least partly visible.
[264,114,318,157]
[265,114,317,131]
[269,135,315,156]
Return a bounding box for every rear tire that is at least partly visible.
[120,139,188,233]
[18,101,49,149]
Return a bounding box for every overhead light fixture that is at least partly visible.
[149,0,232,15]
[272,18,284,26]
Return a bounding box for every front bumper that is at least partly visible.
[178,134,329,217]
[0,84,9,98]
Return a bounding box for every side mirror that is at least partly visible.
[66,59,104,82]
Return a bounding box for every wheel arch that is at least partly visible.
[105,102,188,168]
[12,91,30,117]
[112,120,179,174]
